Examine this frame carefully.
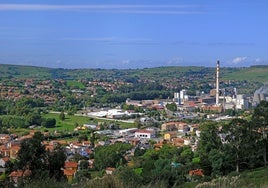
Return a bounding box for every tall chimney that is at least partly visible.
[216,60,220,105]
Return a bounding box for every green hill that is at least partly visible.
[0,64,267,84]
[222,65,268,84]
[0,64,52,79]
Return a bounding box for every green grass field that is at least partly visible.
[66,80,86,89]
[43,113,92,131]
[42,112,134,132]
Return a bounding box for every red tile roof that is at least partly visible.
[64,169,76,176]
[65,161,78,168]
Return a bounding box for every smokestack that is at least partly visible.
[216,60,220,105]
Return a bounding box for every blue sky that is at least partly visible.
[0,0,267,69]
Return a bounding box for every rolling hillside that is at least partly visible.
[0,64,267,84]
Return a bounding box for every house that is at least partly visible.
[88,159,94,169]
[6,140,21,148]
[83,124,97,130]
[105,167,116,175]
[134,129,155,139]
[0,145,9,157]
[151,104,164,110]
[45,145,54,152]
[64,161,78,182]
[172,138,184,147]
[10,145,20,159]
[0,157,10,173]
[164,132,177,141]
[106,109,126,119]
[154,142,164,150]
[127,137,140,146]
[161,122,177,131]
[0,134,11,144]
[0,157,10,167]
[118,128,138,137]
[9,170,31,187]
[64,169,76,183]
[65,161,78,171]
[49,140,60,148]
[189,169,204,177]
[176,122,189,132]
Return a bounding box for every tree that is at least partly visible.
[151,159,178,186]
[79,160,89,170]
[25,111,42,126]
[134,147,146,157]
[180,146,194,165]
[78,134,88,143]
[74,160,91,182]
[90,132,96,148]
[222,118,251,172]
[74,170,91,182]
[116,166,142,188]
[59,111,65,121]
[94,143,132,170]
[47,145,66,181]
[252,101,268,167]
[42,118,56,128]
[208,146,235,176]
[17,132,66,181]
[166,102,177,112]
[197,121,223,175]
[158,145,180,161]
[17,132,47,176]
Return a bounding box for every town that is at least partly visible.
[0,63,267,187]
[1,1,268,187]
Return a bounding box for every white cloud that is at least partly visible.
[0,4,204,14]
[232,56,247,64]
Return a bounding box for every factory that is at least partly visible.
[174,60,250,113]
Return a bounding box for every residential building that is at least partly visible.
[134,129,155,139]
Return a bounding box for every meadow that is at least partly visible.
[43,112,134,132]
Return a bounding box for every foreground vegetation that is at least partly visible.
[7,167,268,188]
[194,167,268,188]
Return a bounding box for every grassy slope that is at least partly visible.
[0,64,52,79]
[222,66,268,84]
[185,167,268,188]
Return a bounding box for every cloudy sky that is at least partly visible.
[0,0,267,69]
